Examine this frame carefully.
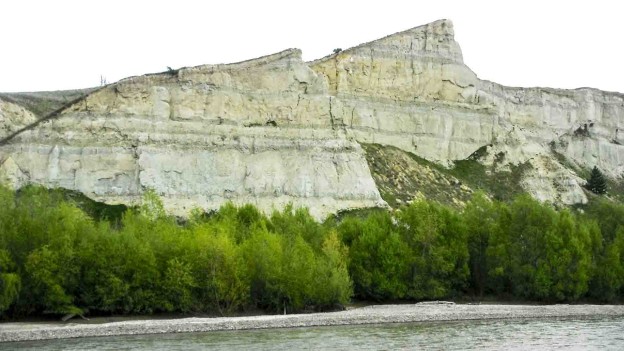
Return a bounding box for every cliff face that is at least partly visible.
[310,20,489,162]
[310,20,623,205]
[0,50,384,218]
[0,19,622,217]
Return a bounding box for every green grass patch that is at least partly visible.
[361,144,474,208]
[367,143,531,203]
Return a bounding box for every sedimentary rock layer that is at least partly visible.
[0,50,384,219]
[0,19,622,216]
[310,20,623,204]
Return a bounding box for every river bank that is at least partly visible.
[2,303,624,343]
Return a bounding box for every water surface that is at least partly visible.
[7,316,624,350]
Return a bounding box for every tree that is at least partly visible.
[463,192,497,296]
[487,195,558,299]
[587,166,607,195]
[396,200,469,300]
[0,249,21,313]
[341,211,411,300]
[311,231,352,309]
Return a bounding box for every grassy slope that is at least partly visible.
[361,144,473,208]
[361,143,533,208]
[0,88,96,118]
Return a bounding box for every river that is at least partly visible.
[5,316,624,350]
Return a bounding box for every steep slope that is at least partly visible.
[310,19,623,205]
[310,20,492,162]
[0,19,622,218]
[0,88,96,118]
[361,143,475,208]
[0,50,385,219]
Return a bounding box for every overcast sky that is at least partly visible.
[1,0,622,93]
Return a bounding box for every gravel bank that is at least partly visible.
[2,303,624,343]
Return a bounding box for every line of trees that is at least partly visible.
[0,186,351,318]
[1,185,623,320]
[336,193,624,303]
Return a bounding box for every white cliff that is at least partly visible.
[311,20,623,205]
[0,50,384,219]
[1,19,622,216]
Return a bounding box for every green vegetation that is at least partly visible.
[551,142,624,202]
[339,192,622,303]
[1,185,624,320]
[605,177,624,203]
[361,144,531,208]
[449,159,531,202]
[0,186,351,319]
[361,144,473,208]
[587,166,608,195]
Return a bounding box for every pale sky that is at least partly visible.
[1,0,622,93]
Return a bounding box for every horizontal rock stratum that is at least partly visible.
[0,19,622,218]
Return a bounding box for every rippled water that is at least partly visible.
[7,316,624,350]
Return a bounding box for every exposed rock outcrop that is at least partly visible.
[0,99,37,136]
[310,20,622,205]
[1,19,622,217]
[310,20,491,162]
[0,50,384,219]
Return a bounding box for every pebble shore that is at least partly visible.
[2,303,624,343]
